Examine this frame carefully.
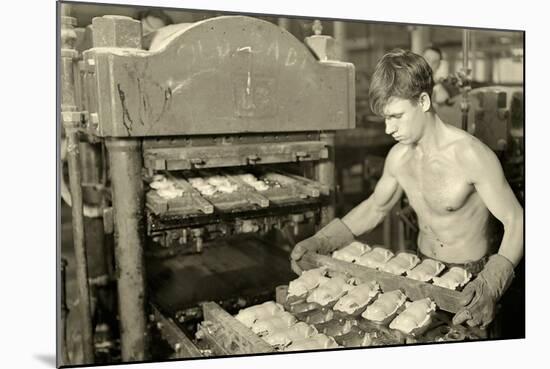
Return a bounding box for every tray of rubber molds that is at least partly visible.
[207,276,474,355]
[296,243,474,314]
[145,169,328,216]
[230,299,344,352]
[146,170,267,215]
[281,270,408,347]
[239,168,330,205]
[284,301,405,348]
[279,269,475,347]
[146,172,215,216]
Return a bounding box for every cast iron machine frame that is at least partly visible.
[61,13,355,362]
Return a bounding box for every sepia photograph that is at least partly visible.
[57,0,525,367]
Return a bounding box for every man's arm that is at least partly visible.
[460,138,524,266]
[342,146,404,236]
[452,138,523,327]
[289,145,405,275]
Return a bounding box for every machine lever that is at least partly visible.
[295,151,310,161]
[190,158,206,167]
[246,154,260,165]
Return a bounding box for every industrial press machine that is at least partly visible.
[60,11,355,364]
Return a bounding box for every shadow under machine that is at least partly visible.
[61,14,355,362]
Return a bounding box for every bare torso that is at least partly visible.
[392,125,491,263]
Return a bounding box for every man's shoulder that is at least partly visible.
[439,122,485,155]
[385,143,412,170]
[449,130,498,172]
[387,143,411,159]
[452,132,490,157]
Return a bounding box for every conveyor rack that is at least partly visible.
[187,299,485,357]
[198,302,275,355]
[147,199,324,233]
[151,271,487,359]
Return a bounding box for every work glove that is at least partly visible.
[290,218,355,275]
[452,254,515,329]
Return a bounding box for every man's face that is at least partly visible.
[423,49,441,73]
[382,97,426,144]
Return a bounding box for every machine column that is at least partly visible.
[106,139,149,361]
[91,15,147,361]
[315,132,336,227]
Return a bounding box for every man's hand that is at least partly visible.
[290,218,355,275]
[290,237,324,275]
[453,254,515,329]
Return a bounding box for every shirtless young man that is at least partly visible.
[290,49,523,329]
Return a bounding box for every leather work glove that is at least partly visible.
[290,218,355,275]
[452,254,515,329]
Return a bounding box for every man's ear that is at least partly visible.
[419,92,432,112]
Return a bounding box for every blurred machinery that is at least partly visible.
[60,10,354,365]
[437,86,524,201]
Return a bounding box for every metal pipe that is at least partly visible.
[106,138,148,362]
[462,29,470,73]
[314,132,336,227]
[333,21,347,61]
[461,29,471,131]
[65,126,95,364]
[60,258,70,365]
[410,26,430,55]
[470,32,477,81]
[61,13,95,364]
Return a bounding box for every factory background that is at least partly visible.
[58,1,524,367]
